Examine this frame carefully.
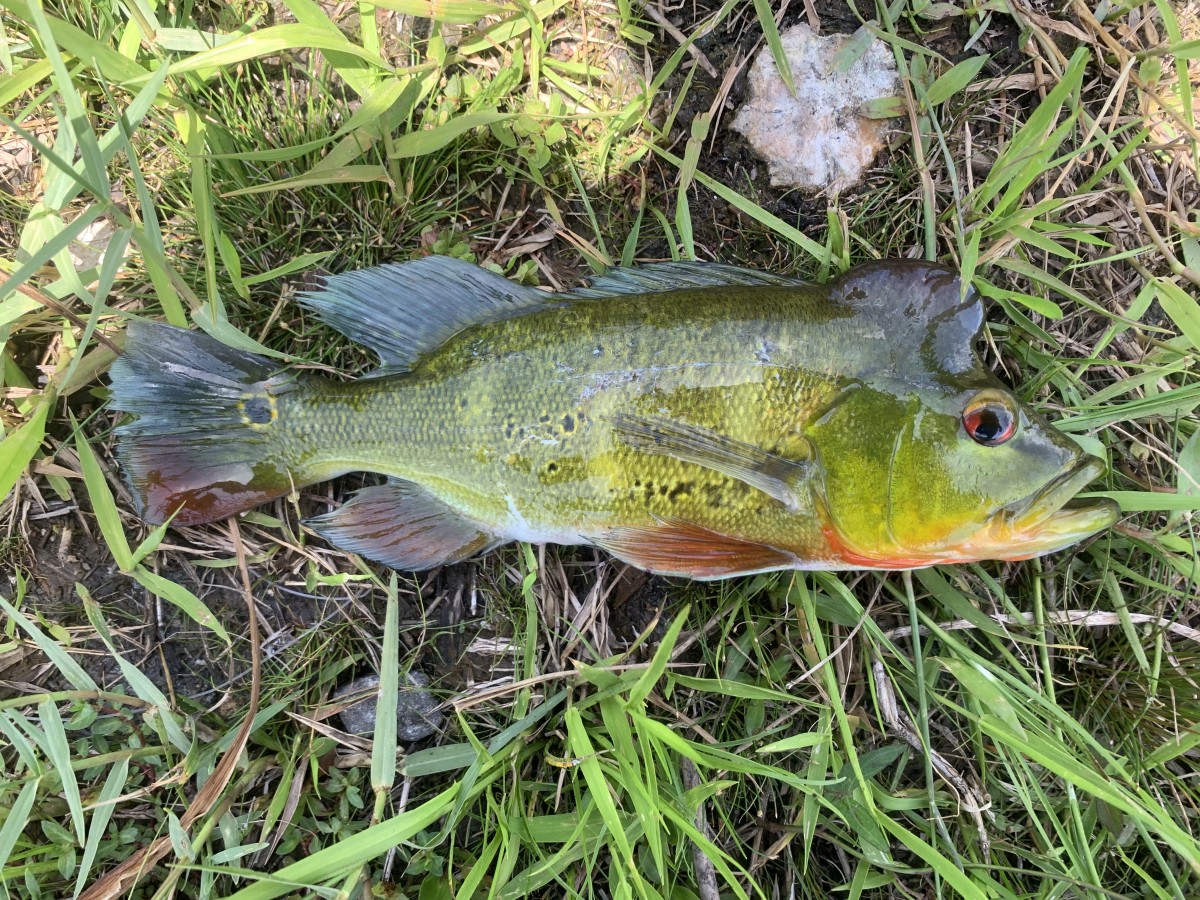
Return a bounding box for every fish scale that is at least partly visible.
[109,257,1117,578]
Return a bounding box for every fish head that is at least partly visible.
[811,378,1117,566]
[807,263,1117,567]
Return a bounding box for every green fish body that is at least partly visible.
[110,258,1117,577]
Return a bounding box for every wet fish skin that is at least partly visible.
[109,258,1117,577]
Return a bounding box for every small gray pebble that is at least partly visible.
[334,670,445,741]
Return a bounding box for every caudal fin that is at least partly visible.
[109,321,297,525]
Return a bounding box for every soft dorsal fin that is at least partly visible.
[609,413,812,511]
[298,257,552,371]
[830,261,984,373]
[565,261,804,299]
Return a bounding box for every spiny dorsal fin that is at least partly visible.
[298,257,552,371]
[565,261,804,299]
[830,261,984,373]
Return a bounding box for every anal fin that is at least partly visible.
[595,519,795,580]
[306,480,498,571]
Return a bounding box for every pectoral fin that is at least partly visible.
[306,480,498,571]
[595,519,795,579]
[609,413,811,510]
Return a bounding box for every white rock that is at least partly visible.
[67,216,120,272]
[731,24,901,194]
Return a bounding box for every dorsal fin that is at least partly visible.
[829,261,984,373]
[564,261,804,299]
[298,257,552,371]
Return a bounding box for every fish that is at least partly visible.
[108,257,1118,579]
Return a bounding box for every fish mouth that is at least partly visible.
[996,456,1119,556]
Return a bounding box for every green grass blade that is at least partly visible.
[0,589,99,692]
[0,778,41,870]
[222,785,459,900]
[38,698,86,844]
[72,758,130,899]
[163,24,391,78]
[132,566,231,644]
[221,164,393,197]
[389,110,514,159]
[73,416,134,572]
[79,585,192,752]
[751,0,794,96]
[371,577,400,797]
[0,390,51,497]
[1154,278,1200,349]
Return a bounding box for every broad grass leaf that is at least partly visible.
[222,786,458,899]
[564,707,634,866]
[133,566,231,644]
[388,111,514,159]
[1144,731,1200,770]
[367,0,515,24]
[1177,428,1200,498]
[915,568,1007,638]
[403,743,477,777]
[372,578,400,793]
[38,699,86,844]
[1059,384,1200,431]
[0,779,40,871]
[877,817,988,898]
[626,605,688,707]
[3,206,106,318]
[74,418,134,572]
[164,24,390,77]
[80,586,192,752]
[221,164,393,197]
[190,307,291,359]
[1081,490,1200,512]
[979,715,1200,868]
[0,58,52,108]
[758,732,826,754]
[973,48,1088,211]
[1155,278,1200,350]
[0,588,98,692]
[974,277,1063,319]
[925,54,989,107]
[72,758,130,900]
[0,393,51,500]
[938,657,1027,736]
[154,28,240,51]
[2,0,149,84]
[655,146,830,267]
[752,0,795,95]
[240,251,332,287]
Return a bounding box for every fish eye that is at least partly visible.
[962,391,1017,446]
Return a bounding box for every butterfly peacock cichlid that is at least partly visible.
[109,258,1117,578]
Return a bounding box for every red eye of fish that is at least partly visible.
[962,392,1017,446]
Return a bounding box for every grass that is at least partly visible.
[1,0,1199,897]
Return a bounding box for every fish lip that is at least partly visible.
[1001,456,1118,546]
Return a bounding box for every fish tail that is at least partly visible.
[109,321,298,525]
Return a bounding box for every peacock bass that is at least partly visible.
[110,258,1117,578]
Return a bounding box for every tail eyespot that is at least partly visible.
[239,394,277,427]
